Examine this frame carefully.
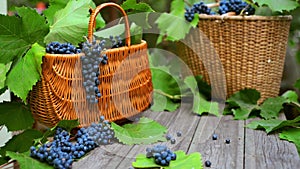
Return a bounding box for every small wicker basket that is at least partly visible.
[178,14,292,102]
[29,3,153,127]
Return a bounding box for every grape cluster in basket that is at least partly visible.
[185,0,255,22]
[146,145,177,166]
[46,42,81,54]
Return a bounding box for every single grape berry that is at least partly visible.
[212,134,218,140]
[170,138,176,144]
[225,138,231,144]
[166,134,172,140]
[205,160,212,167]
[176,131,182,137]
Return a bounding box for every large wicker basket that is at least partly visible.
[29,3,153,127]
[178,15,292,102]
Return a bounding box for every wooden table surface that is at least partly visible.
[73,104,300,169]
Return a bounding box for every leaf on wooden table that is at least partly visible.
[226,89,260,120]
[6,151,53,169]
[281,90,299,103]
[111,117,167,145]
[6,43,45,103]
[184,76,219,116]
[279,128,300,154]
[246,116,300,133]
[132,150,203,169]
[259,97,286,120]
[0,102,34,131]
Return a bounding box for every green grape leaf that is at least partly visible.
[246,116,300,133]
[44,0,96,45]
[0,102,34,131]
[0,62,12,89]
[6,43,45,103]
[156,0,193,43]
[0,7,48,64]
[279,128,300,154]
[254,0,299,13]
[122,0,154,13]
[151,67,181,96]
[260,97,286,119]
[43,0,69,25]
[294,79,300,91]
[94,24,125,39]
[184,76,219,116]
[132,150,203,169]
[151,92,180,112]
[150,66,181,112]
[6,151,53,169]
[281,90,299,103]
[0,129,42,157]
[111,117,167,145]
[226,89,261,120]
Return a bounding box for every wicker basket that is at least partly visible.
[29,3,153,127]
[178,15,292,102]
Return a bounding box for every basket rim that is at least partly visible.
[198,14,292,21]
[44,40,147,58]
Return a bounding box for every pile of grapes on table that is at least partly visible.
[184,0,255,22]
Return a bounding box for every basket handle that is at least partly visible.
[88,3,131,46]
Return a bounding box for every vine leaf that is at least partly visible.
[254,0,299,13]
[281,90,299,103]
[294,79,300,90]
[44,0,101,45]
[6,43,45,103]
[0,7,48,64]
[246,116,300,133]
[0,129,42,157]
[132,150,203,169]
[259,97,286,120]
[150,67,181,112]
[226,89,260,120]
[43,0,69,25]
[279,128,300,154]
[0,102,34,131]
[156,0,192,43]
[6,151,53,169]
[0,62,12,89]
[184,76,219,116]
[111,117,167,145]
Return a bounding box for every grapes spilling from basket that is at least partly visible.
[30,127,97,169]
[81,38,108,104]
[146,145,177,166]
[184,0,255,22]
[30,116,116,169]
[86,115,116,145]
[46,42,81,54]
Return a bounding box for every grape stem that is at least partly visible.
[154,89,187,100]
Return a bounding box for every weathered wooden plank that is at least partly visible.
[245,114,300,169]
[188,115,245,169]
[115,104,201,168]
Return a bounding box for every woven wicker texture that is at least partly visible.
[178,15,292,102]
[29,3,153,127]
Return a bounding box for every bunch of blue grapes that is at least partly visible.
[146,145,177,166]
[218,0,255,15]
[81,38,108,104]
[46,42,81,54]
[86,116,116,145]
[185,2,215,22]
[30,127,97,169]
[109,35,123,49]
